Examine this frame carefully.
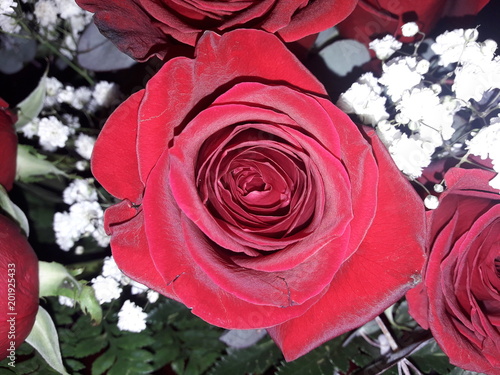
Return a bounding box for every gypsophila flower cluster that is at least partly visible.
[0,0,20,33]
[53,178,109,251]
[86,257,160,332]
[338,24,500,190]
[20,76,119,162]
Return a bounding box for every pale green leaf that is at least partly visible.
[16,145,68,182]
[0,184,30,235]
[25,306,69,375]
[15,70,48,128]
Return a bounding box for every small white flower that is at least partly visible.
[453,57,500,102]
[0,13,20,33]
[92,275,122,304]
[102,256,124,283]
[431,28,481,66]
[401,22,419,37]
[130,281,149,295]
[424,195,440,209]
[388,134,434,178]
[34,0,58,29]
[63,179,98,205]
[20,119,40,139]
[369,35,402,60]
[75,133,96,160]
[37,116,70,151]
[117,300,147,333]
[376,121,402,147]
[92,81,119,108]
[337,81,389,126]
[147,290,159,304]
[53,211,81,251]
[379,57,423,101]
[75,160,89,171]
[0,0,17,14]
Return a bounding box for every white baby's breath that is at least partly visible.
[117,301,147,333]
[369,35,402,60]
[92,275,122,304]
[37,116,71,151]
[75,133,96,160]
[401,22,419,38]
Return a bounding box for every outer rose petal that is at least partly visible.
[76,0,357,61]
[268,127,426,361]
[0,99,18,191]
[91,90,144,203]
[0,215,39,358]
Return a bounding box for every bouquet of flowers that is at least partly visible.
[0,0,498,374]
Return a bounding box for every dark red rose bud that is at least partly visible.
[0,215,39,359]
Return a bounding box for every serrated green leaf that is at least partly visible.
[71,336,107,359]
[113,334,155,350]
[209,339,282,375]
[25,306,69,375]
[91,350,116,375]
[276,342,338,375]
[65,359,85,372]
[0,185,30,235]
[410,339,454,374]
[185,350,221,375]
[15,70,47,128]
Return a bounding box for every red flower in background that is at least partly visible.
[0,215,39,359]
[75,0,357,61]
[91,29,426,361]
[0,99,17,191]
[407,168,500,374]
[337,0,490,45]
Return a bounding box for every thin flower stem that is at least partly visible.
[375,316,399,351]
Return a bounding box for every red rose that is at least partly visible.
[407,168,500,374]
[0,214,39,359]
[337,0,490,46]
[0,99,17,191]
[92,29,425,360]
[75,0,357,61]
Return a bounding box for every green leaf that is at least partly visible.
[209,339,282,375]
[410,339,454,374]
[113,334,155,350]
[91,350,117,375]
[16,145,68,182]
[15,70,47,128]
[0,184,30,235]
[25,306,69,375]
[38,261,102,324]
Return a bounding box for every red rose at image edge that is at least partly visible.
[0,215,39,359]
[0,98,18,191]
[407,168,500,374]
[91,29,426,361]
[337,0,490,46]
[75,0,357,61]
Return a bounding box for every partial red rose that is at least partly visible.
[0,99,17,191]
[337,0,490,46]
[407,168,500,374]
[0,215,39,359]
[91,29,426,360]
[75,0,357,62]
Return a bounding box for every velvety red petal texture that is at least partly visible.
[0,215,39,359]
[268,127,426,361]
[407,168,500,374]
[0,99,18,191]
[337,0,490,46]
[92,29,426,360]
[76,0,357,61]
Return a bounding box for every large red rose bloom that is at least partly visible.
[0,99,17,191]
[407,168,500,374]
[91,29,426,360]
[0,215,39,359]
[75,0,357,61]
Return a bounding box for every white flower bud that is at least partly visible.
[401,22,419,37]
[424,195,440,209]
[433,184,444,193]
